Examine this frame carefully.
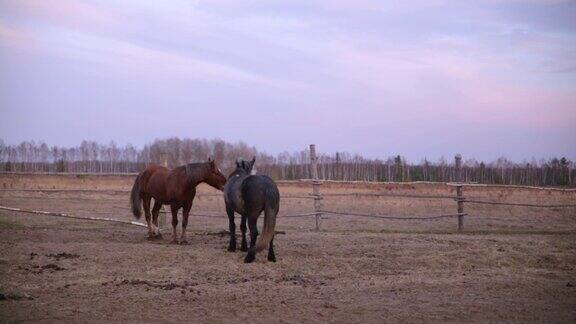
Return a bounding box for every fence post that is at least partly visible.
[456,185,464,231]
[310,144,322,231]
[160,153,168,169]
[158,153,168,229]
[454,154,464,231]
[455,154,462,182]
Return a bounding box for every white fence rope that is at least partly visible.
[0,205,147,227]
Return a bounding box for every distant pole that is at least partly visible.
[160,153,168,168]
[310,144,322,231]
[158,152,168,228]
[456,185,464,231]
[455,154,464,231]
[455,154,462,183]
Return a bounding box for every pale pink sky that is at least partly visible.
[0,0,575,161]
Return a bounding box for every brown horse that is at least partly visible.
[130,158,226,244]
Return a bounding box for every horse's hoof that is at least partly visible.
[170,239,179,245]
[244,254,255,263]
[179,240,188,245]
[267,255,276,262]
[147,235,155,240]
[155,233,163,239]
[227,246,236,252]
[240,244,248,252]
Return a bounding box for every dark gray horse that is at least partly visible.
[223,157,280,263]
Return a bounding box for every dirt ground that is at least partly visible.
[0,174,575,322]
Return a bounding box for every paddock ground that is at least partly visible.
[0,174,575,322]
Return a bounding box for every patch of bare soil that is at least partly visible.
[1,210,575,323]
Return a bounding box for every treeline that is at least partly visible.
[260,155,575,187]
[0,138,573,187]
[0,138,259,174]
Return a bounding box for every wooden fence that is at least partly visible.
[304,145,575,231]
[306,145,468,230]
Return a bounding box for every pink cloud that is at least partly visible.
[1,0,118,30]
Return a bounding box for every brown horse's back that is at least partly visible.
[140,165,171,203]
[140,164,193,205]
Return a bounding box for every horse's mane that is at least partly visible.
[183,162,208,177]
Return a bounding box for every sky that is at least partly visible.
[0,0,575,162]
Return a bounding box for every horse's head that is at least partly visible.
[204,157,227,191]
[236,156,256,174]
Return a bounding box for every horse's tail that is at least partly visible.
[255,184,279,252]
[130,173,142,219]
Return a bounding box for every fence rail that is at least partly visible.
[462,200,576,208]
[0,205,147,227]
[320,210,467,220]
[318,192,458,199]
[0,189,313,199]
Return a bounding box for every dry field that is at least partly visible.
[0,173,575,322]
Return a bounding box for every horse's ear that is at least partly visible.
[236,158,242,168]
[207,156,213,162]
[251,156,256,164]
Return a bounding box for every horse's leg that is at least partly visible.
[226,205,236,252]
[244,216,259,263]
[267,236,276,262]
[180,202,192,245]
[170,204,179,244]
[151,200,163,239]
[143,196,154,239]
[240,215,248,252]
